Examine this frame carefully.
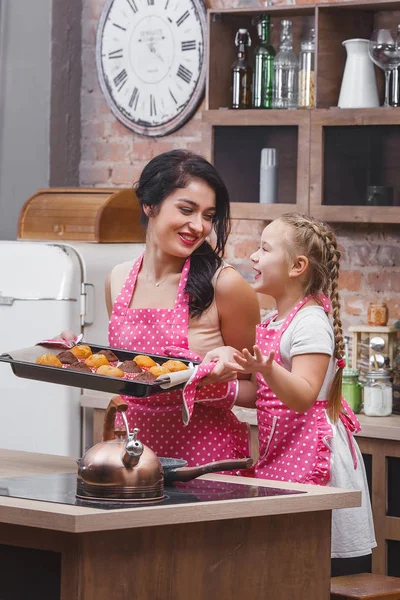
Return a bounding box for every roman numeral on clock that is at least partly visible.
[114,69,128,91]
[126,0,138,13]
[150,94,157,116]
[181,40,196,51]
[169,88,178,104]
[176,11,189,27]
[108,49,123,59]
[147,0,155,4]
[129,87,140,110]
[177,64,192,84]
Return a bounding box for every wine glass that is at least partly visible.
[368,29,400,108]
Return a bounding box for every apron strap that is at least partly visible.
[339,398,362,469]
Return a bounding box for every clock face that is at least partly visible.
[96,0,207,137]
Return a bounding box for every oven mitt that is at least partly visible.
[36,335,81,349]
[182,362,238,426]
[163,345,203,363]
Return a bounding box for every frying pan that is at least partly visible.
[160,457,253,484]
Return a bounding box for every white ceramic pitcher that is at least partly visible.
[338,38,379,108]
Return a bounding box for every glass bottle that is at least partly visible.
[272,19,298,110]
[342,367,362,414]
[232,28,253,109]
[298,28,315,109]
[253,15,275,109]
[363,370,393,417]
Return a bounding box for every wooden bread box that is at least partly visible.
[18,187,145,243]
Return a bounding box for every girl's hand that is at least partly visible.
[200,346,239,386]
[228,345,275,377]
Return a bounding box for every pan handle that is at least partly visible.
[103,396,128,441]
[166,457,253,483]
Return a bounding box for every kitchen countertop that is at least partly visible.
[81,393,400,442]
[0,449,360,534]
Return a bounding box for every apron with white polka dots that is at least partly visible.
[108,254,250,465]
[254,295,334,485]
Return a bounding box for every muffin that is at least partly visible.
[161,359,189,373]
[96,365,124,378]
[149,365,170,378]
[70,344,92,359]
[133,354,157,370]
[68,362,92,373]
[119,360,142,374]
[36,354,62,368]
[98,349,119,362]
[85,353,110,369]
[57,350,79,365]
[134,371,157,383]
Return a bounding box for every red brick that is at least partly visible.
[80,163,111,186]
[338,270,362,292]
[343,295,367,317]
[111,164,141,186]
[366,271,400,294]
[233,239,259,260]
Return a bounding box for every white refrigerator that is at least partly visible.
[0,240,145,457]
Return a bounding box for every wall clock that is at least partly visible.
[96,0,207,137]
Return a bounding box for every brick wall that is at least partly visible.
[80,0,400,332]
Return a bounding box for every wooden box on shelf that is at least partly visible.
[205,1,400,224]
[18,188,145,243]
[349,325,398,380]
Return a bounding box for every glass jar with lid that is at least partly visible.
[298,28,315,108]
[341,367,362,414]
[363,370,393,417]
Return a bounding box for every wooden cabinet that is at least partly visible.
[205,1,400,223]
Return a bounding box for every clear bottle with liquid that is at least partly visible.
[232,28,253,109]
[272,19,298,110]
[298,28,315,109]
[253,15,275,109]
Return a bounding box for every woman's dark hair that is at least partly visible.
[134,149,231,318]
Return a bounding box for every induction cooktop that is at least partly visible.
[0,473,305,510]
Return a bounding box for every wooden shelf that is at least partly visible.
[206,0,400,223]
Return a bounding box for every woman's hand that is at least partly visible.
[199,346,239,386]
[57,330,77,343]
[228,345,275,377]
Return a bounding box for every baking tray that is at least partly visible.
[0,344,197,398]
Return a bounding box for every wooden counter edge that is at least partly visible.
[0,449,360,534]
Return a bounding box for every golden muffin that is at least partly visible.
[96,365,124,378]
[36,354,62,368]
[161,359,189,373]
[70,344,92,359]
[148,365,170,378]
[85,353,110,369]
[133,354,157,370]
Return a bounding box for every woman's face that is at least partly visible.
[250,220,292,297]
[146,178,216,257]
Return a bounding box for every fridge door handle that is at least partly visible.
[0,293,77,306]
[81,283,95,326]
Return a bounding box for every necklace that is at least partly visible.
[145,270,170,287]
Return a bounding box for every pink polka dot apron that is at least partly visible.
[108,254,250,466]
[253,295,360,486]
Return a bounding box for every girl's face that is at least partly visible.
[250,220,293,297]
[146,178,216,258]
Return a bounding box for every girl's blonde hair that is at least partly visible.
[278,213,344,422]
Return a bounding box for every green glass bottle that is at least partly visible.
[253,15,275,109]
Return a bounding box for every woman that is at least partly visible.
[106,149,260,464]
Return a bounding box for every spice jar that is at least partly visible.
[363,370,392,417]
[367,302,389,326]
[298,28,315,109]
[341,368,362,414]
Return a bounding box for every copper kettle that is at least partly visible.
[76,396,164,502]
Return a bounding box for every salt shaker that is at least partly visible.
[259,148,278,204]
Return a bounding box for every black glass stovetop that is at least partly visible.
[0,472,305,510]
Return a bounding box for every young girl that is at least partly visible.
[205,213,376,575]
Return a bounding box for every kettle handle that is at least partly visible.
[103,396,129,441]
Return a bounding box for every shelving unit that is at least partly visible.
[206,1,400,223]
